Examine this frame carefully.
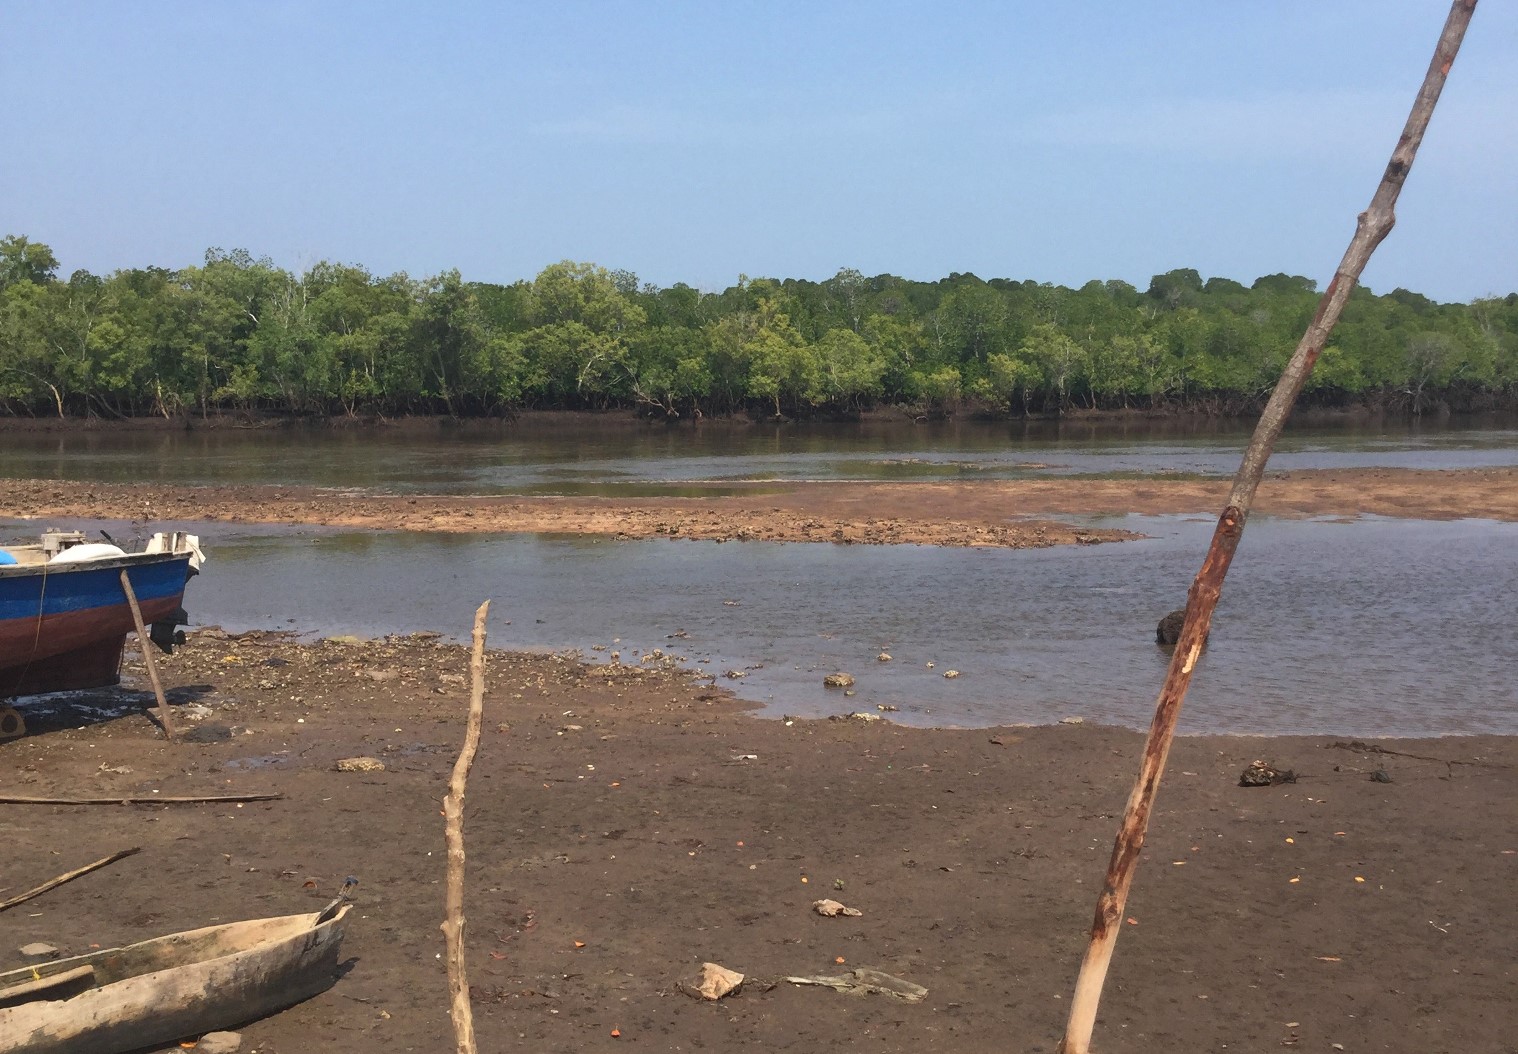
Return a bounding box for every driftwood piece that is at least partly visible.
[0,848,142,912]
[442,601,490,1054]
[1058,5,1479,1053]
[120,569,175,740]
[0,794,282,806]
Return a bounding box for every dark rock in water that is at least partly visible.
[1156,608,1211,647]
[1156,609,1187,645]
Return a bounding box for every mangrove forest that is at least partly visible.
[2,234,1515,421]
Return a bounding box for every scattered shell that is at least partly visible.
[877,652,892,662]
[942,669,960,679]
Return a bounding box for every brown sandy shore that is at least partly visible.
[5,466,1518,548]
[3,633,1516,1053]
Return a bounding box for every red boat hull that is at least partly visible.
[0,554,192,698]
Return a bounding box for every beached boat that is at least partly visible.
[0,529,204,702]
[0,902,351,1054]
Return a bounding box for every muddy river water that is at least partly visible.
[5,417,1516,736]
[181,513,1516,737]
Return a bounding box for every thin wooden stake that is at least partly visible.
[1058,5,1478,1052]
[0,847,142,912]
[120,569,175,740]
[442,600,490,1054]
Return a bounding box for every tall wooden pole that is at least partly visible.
[1058,5,1478,1052]
[443,600,490,1054]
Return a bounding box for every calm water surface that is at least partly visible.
[10,513,1506,738]
[5,417,1518,494]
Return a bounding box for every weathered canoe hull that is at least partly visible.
[0,552,193,697]
[0,906,350,1054]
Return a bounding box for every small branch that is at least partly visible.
[120,569,175,740]
[442,600,490,1054]
[0,847,142,911]
[1058,5,1479,1053]
[0,793,283,805]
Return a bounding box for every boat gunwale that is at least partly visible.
[0,906,349,994]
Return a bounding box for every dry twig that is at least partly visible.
[0,848,142,912]
[442,600,490,1054]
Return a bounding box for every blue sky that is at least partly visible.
[3,2,1513,302]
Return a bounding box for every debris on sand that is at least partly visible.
[785,967,926,1002]
[823,673,855,689]
[335,757,386,773]
[812,899,862,918]
[684,962,744,1001]
[1239,760,1296,787]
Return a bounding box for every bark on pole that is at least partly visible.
[1057,5,1477,1052]
[442,600,490,1054]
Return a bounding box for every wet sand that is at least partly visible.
[5,466,1518,548]
[2,632,1514,1053]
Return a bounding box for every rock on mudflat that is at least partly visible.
[688,962,744,1001]
[823,673,855,689]
[335,757,386,773]
[197,1033,244,1054]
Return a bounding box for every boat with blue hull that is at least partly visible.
[0,531,204,727]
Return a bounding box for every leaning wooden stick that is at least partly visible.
[120,569,175,740]
[1058,5,1478,1053]
[442,601,490,1054]
[0,847,142,912]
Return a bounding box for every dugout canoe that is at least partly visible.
[0,902,350,1054]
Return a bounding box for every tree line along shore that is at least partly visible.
[3,234,1515,422]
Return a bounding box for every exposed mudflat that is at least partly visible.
[2,631,1515,1053]
[6,467,1518,550]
